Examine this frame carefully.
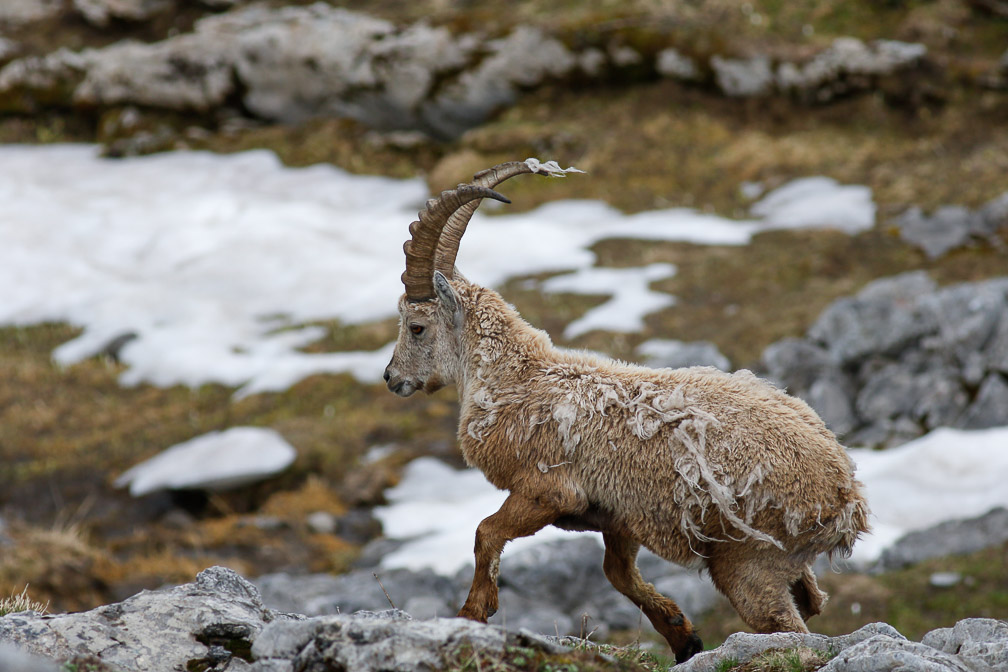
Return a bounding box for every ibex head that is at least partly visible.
[383,177,509,396]
[383,160,581,396]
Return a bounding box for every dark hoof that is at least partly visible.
[675,633,704,664]
[486,606,497,618]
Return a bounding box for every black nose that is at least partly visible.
[383,368,391,383]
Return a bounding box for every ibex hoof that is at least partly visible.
[457,605,489,623]
[675,633,704,664]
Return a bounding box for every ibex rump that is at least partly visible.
[383,160,870,663]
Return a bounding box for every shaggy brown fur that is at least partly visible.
[384,183,870,664]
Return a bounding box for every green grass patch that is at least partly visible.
[444,641,672,672]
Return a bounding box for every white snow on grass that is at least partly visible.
[750,176,876,233]
[540,263,676,338]
[374,426,1008,575]
[114,426,297,496]
[847,425,1008,565]
[0,144,875,393]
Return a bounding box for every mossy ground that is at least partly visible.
[0,0,1006,662]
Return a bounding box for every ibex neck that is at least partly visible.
[457,284,551,397]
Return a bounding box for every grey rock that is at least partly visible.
[845,416,923,450]
[73,0,171,27]
[0,38,22,63]
[921,618,1008,672]
[761,338,839,393]
[335,507,382,544]
[74,36,235,112]
[894,195,1008,258]
[855,362,966,428]
[676,622,904,672]
[252,613,577,672]
[608,44,643,67]
[577,48,606,76]
[250,618,326,660]
[0,643,60,672]
[986,312,1008,374]
[894,205,977,259]
[655,48,701,80]
[401,595,454,620]
[0,48,88,113]
[0,567,291,672]
[254,567,458,617]
[777,38,926,103]
[710,54,774,97]
[918,279,1008,365]
[978,191,1008,236]
[820,634,973,672]
[806,376,858,435]
[808,271,939,363]
[213,6,455,125]
[305,511,336,535]
[637,338,731,371]
[250,611,509,672]
[490,587,575,637]
[0,4,575,138]
[877,507,1008,570]
[425,25,575,139]
[651,572,722,618]
[961,374,1008,429]
[0,0,63,24]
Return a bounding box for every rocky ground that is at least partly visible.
[1,1,1007,670]
[1,566,1007,672]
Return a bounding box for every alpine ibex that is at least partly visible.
[383,159,870,663]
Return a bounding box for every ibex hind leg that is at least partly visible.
[790,565,827,621]
[602,532,703,663]
[707,547,808,634]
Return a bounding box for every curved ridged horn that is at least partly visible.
[434,160,580,276]
[402,184,510,302]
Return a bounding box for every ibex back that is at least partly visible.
[383,159,870,663]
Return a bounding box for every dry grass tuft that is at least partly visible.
[0,585,49,616]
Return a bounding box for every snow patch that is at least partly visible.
[115,426,297,496]
[541,263,676,339]
[0,144,875,392]
[847,425,1008,565]
[751,177,876,233]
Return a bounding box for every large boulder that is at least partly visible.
[677,619,1008,672]
[878,507,1008,570]
[0,566,295,672]
[257,537,721,641]
[249,610,570,672]
[72,0,172,27]
[255,567,459,620]
[0,3,576,138]
[807,271,939,364]
[3,566,1006,672]
[776,38,927,103]
[762,271,1008,447]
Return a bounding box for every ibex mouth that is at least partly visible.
[387,378,418,397]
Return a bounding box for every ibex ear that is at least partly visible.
[433,271,462,328]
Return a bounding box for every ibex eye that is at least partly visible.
[410,324,425,336]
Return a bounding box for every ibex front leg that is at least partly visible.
[458,492,564,622]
